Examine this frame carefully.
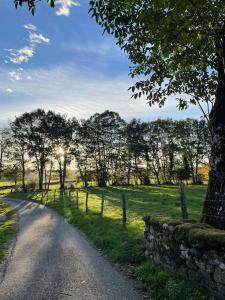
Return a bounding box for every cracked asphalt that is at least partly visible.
[0,199,143,300]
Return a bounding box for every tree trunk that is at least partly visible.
[62,155,67,189]
[39,158,45,191]
[168,152,174,184]
[126,156,131,185]
[0,148,3,180]
[39,164,44,191]
[22,159,26,192]
[58,160,63,190]
[202,52,225,229]
[47,161,53,190]
[44,168,47,190]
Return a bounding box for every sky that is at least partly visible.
[0,0,203,126]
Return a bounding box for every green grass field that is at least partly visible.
[7,185,209,299]
[0,201,16,262]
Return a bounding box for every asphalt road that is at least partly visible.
[0,199,144,300]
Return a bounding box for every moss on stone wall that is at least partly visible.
[144,215,225,251]
[143,215,183,228]
[144,214,225,298]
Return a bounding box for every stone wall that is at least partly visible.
[144,215,225,299]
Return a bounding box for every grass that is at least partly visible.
[0,182,15,187]
[0,201,16,262]
[7,184,210,299]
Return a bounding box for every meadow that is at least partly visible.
[5,184,209,299]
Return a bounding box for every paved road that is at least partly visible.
[0,199,143,300]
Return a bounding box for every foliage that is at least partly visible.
[11,109,71,190]
[0,201,16,262]
[14,0,55,15]
[4,111,210,190]
[89,0,221,112]
[176,156,192,181]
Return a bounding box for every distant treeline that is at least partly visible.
[0,109,210,190]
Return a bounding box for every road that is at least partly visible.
[0,199,143,300]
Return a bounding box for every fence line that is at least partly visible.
[9,185,223,227]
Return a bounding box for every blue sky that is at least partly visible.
[0,0,202,125]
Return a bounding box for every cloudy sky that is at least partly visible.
[0,0,202,126]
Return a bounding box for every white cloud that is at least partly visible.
[4,24,49,66]
[0,65,203,125]
[24,24,37,31]
[7,47,34,64]
[8,68,23,81]
[64,40,119,56]
[3,24,50,85]
[6,88,13,93]
[29,33,50,45]
[56,0,80,17]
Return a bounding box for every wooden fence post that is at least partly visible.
[179,182,188,219]
[100,192,104,217]
[76,190,79,209]
[121,193,127,227]
[86,191,89,213]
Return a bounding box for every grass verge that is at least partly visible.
[0,201,16,262]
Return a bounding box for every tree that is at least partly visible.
[0,129,10,180]
[88,1,225,229]
[124,119,149,185]
[12,109,62,190]
[71,120,95,188]
[84,111,125,187]
[53,116,77,190]
[7,125,28,191]
[176,156,192,183]
[177,119,210,185]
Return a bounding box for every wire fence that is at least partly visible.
[29,188,130,227]
[2,183,219,225]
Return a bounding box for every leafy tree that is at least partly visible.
[71,120,95,188]
[53,116,77,190]
[124,119,149,185]
[86,110,125,187]
[89,0,225,229]
[176,156,192,182]
[0,129,10,180]
[7,125,28,191]
[12,109,62,190]
[177,119,210,185]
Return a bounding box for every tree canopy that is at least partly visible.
[89,0,225,113]
[0,109,209,190]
